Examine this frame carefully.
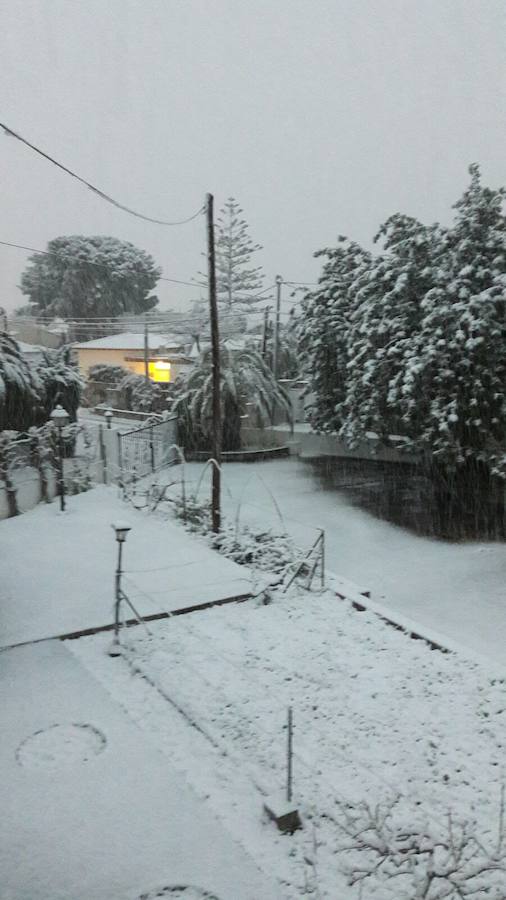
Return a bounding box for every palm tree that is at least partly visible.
[0,332,42,432]
[173,345,293,452]
[36,347,83,424]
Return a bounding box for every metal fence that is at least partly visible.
[118,415,178,486]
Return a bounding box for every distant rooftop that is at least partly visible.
[74,332,183,351]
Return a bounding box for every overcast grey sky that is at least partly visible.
[1,0,505,312]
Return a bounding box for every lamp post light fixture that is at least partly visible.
[50,404,69,511]
[104,408,113,430]
[109,522,132,656]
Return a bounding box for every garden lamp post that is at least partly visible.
[109,522,131,656]
[104,408,113,430]
[50,404,69,511]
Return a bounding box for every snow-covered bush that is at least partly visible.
[334,793,506,899]
[119,372,170,415]
[168,491,301,575]
[84,363,129,407]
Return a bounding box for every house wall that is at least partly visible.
[78,348,192,382]
[77,348,137,375]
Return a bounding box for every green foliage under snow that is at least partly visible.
[172,344,293,452]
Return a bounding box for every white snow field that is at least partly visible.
[184,458,506,666]
[0,639,280,900]
[3,464,506,897]
[71,585,506,899]
[0,484,251,648]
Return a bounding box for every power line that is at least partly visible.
[1,121,204,226]
[0,239,198,287]
[16,307,290,324]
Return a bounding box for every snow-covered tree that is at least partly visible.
[299,166,506,534]
[298,238,371,433]
[214,198,266,309]
[173,345,292,451]
[408,165,506,530]
[341,215,443,447]
[413,165,506,469]
[36,347,83,423]
[20,235,161,325]
[0,332,42,431]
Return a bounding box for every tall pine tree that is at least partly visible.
[214,198,265,308]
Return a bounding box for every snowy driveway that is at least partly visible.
[0,640,281,900]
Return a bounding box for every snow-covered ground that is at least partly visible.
[3,460,506,898]
[71,584,506,898]
[0,485,250,647]
[0,639,280,900]
[183,458,506,666]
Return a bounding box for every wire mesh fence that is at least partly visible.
[118,415,178,493]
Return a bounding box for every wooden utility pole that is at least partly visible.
[273,275,283,378]
[262,306,271,359]
[206,193,221,532]
[143,317,149,382]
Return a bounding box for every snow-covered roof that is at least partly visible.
[74,332,183,351]
[17,341,44,355]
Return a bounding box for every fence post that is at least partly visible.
[98,424,107,484]
[149,425,155,473]
[117,431,125,497]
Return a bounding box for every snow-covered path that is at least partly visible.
[187,458,506,664]
[0,486,250,648]
[0,639,281,900]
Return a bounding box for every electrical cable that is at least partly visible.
[1,121,204,226]
[0,240,198,287]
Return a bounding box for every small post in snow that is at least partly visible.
[263,706,302,834]
[287,705,293,803]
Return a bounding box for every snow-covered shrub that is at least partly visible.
[119,372,169,415]
[209,524,298,574]
[335,792,506,899]
[168,491,301,576]
[84,363,128,407]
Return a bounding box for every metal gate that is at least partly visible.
[118,416,178,485]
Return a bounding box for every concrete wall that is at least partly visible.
[11,321,64,349]
[242,424,419,464]
[298,431,419,463]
